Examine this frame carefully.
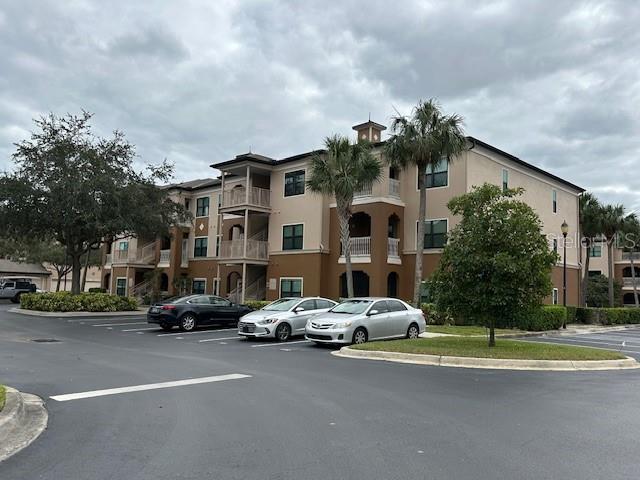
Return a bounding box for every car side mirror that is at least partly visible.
[368,309,379,316]
[294,306,305,313]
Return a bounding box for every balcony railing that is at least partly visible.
[105,254,112,267]
[389,178,401,199]
[159,249,170,265]
[219,239,269,261]
[111,243,156,265]
[341,236,371,257]
[354,184,373,198]
[622,252,640,261]
[387,238,400,258]
[623,277,640,286]
[222,186,271,209]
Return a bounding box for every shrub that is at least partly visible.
[420,303,454,325]
[244,300,271,311]
[20,292,138,312]
[517,305,566,331]
[575,307,640,325]
[88,287,107,293]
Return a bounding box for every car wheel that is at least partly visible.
[179,314,197,332]
[160,323,173,332]
[275,323,291,342]
[352,327,368,345]
[11,293,21,304]
[407,323,420,339]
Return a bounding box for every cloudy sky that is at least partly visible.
[1,0,638,210]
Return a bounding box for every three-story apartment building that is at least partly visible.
[101,119,584,306]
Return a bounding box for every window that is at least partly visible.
[215,236,221,257]
[552,288,559,305]
[370,301,390,314]
[185,199,190,211]
[284,170,305,197]
[423,219,447,249]
[213,278,220,296]
[317,299,336,309]
[118,241,128,251]
[116,278,127,297]
[209,296,230,306]
[192,279,206,294]
[194,237,208,257]
[196,197,210,217]
[217,193,222,208]
[387,300,407,312]
[589,245,602,257]
[553,239,558,254]
[297,300,317,311]
[502,169,509,192]
[588,270,602,277]
[280,278,302,297]
[552,190,557,213]
[282,224,303,250]
[188,295,209,304]
[425,158,448,188]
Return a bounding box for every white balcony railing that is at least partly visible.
[223,186,271,209]
[354,184,373,198]
[387,238,400,258]
[341,236,371,257]
[159,249,170,265]
[622,252,640,261]
[105,254,112,267]
[623,277,640,286]
[112,242,157,264]
[389,178,401,199]
[219,239,269,261]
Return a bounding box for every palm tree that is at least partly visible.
[601,204,625,307]
[621,213,640,307]
[579,193,603,306]
[385,99,466,306]
[307,135,381,298]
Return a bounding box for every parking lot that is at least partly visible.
[2,302,640,480]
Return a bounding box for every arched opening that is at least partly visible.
[103,273,111,292]
[340,271,370,298]
[389,167,400,180]
[388,214,400,239]
[622,266,640,277]
[160,235,171,249]
[349,212,371,237]
[623,293,638,306]
[230,224,245,241]
[227,271,242,301]
[387,272,399,298]
[160,273,169,292]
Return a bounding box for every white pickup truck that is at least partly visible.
[0,278,38,303]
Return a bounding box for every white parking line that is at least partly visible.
[555,337,640,348]
[50,373,252,402]
[251,340,312,348]
[523,338,640,354]
[121,327,160,332]
[92,322,147,327]
[157,328,238,337]
[198,336,243,343]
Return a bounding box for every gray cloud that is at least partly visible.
[0,0,638,211]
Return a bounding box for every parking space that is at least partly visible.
[522,328,640,359]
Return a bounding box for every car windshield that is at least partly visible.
[330,300,372,314]
[263,298,300,311]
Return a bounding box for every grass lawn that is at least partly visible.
[0,385,6,412]
[427,325,525,336]
[352,336,625,361]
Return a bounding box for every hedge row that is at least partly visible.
[20,292,138,312]
[244,300,271,310]
[575,307,640,325]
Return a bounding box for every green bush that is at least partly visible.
[574,307,640,325]
[88,287,107,293]
[517,305,566,331]
[244,300,271,310]
[20,292,138,312]
[420,303,454,325]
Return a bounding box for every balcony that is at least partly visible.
[158,249,171,267]
[354,184,373,198]
[221,186,271,213]
[110,242,156,265]
[387,238,401,264]
[339,236,371,264]
[219,239,269,263]
[623,277,640,287]
[622,252,640,261]
[104,254,112,268]
[389,178,401,199]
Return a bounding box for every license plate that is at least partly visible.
[242,326,255,333]
[150,307,159,314]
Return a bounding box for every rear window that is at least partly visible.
[387,300,407,312]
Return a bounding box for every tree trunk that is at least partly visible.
[70,251,82,295]
[81,248,91,292]
[55,269,62,292]
[582,239,591,307]
[488,317,496,347]
[413,165,427,306]
[337,199,354,298]
[607,239,615,307]
[630,254,639,307]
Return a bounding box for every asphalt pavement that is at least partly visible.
[1,300,640,480]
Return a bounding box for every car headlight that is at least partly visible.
[257,318,279,325]
[333,321,352,329]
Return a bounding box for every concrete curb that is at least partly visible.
[9,307,146,318]
[0,387,48,463]
[332,346,640,371]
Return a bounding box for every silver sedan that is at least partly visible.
[238,297,337,341]
[305,297,426,345]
